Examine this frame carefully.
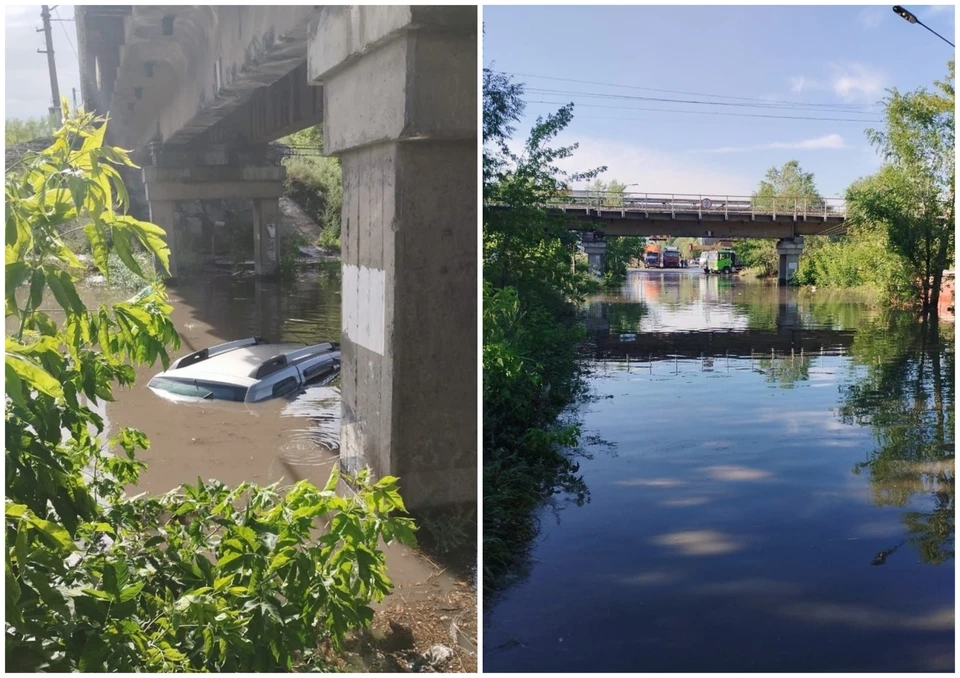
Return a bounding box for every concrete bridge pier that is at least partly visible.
[308,6,477,511]
[582,233,607,275]
[143,154,285,279]
[776,237,804,286]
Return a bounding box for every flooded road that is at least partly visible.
[485,268,954,673]
[23,265,460,604]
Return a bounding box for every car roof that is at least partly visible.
[168,343,316,382]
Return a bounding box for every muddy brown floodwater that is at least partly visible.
[26,266,475,671]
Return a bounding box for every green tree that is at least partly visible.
[280,124,342,248]
[753,160,826,214]
[483,69,597,592]
[848,61,955,320]
[737,161,826,278]
[5,115,57,146]
[603,236,646,285]
[6,104,415,672]
[606,178,627,207]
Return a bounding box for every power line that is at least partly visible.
[524,99,883,124]
[494,69,875,110]
[524,86,880,115]
[53,7,78,61]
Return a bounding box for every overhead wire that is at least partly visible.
[523,86,879,115]
[493,70,877,110]
[53,7,78,61]
[524,99,883,124]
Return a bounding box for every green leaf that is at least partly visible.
[83,222,110,277]
[235,525,259,551]
[216,551,244,569]
[102,564,120,600]
[110,225,144,278]
[268,552,292,572]
[28,268,45,312]
[5,504,28,519]
[202,627,215,655]
[7,355,63,399]
[163,647,187,662]
[79,632,108,671]
[46,268,85,316]
[5,261,31,295]
[5,363,25,407]
[81,588,114,601]
[6,563,21,607]
[119,582,144,602]
[26,516,74,551]
[15,520,30,567]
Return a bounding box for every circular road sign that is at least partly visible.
[701,198,712,209]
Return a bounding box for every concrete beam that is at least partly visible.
[143,165,284,184]
[143,181,284,202]
[308,6,476,153]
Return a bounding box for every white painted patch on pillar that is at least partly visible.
[342,263,385,355]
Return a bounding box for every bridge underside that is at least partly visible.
[556,209,846,239]
[78,5,478,510]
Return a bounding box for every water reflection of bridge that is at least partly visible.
[587,328,856,360]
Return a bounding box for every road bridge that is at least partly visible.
[489,191,847,283]
[77,6,477,510]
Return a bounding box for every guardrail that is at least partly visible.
[548,191,847,219]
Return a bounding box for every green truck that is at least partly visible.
[702,249,741,274]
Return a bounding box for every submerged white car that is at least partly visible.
[147,337,340,403]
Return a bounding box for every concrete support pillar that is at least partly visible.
[776,237,803,286]
[253,198,281,278]
[308,6,476,511]
[147,199,178,279]
[582,240,607,275]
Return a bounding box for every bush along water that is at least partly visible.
[5,102,417,672]
[483,70,601,594]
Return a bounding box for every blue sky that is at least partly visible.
[484,4,955,197]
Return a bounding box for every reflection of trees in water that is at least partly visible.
[840,313,955,565]
[584,300,650,335]
[754,354,813,388]
[733,288,876,332]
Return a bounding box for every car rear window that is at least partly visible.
[148,377,248,402]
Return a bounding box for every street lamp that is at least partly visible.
[892,6,955,47]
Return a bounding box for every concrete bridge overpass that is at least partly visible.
[77,5,477,510]
[489,191,847,283]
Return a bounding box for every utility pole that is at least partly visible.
[38,5,62,124]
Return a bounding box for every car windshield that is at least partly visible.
[148,377,248,402]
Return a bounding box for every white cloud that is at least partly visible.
[925,5,954,16]
[551,134,755,195]
[857,7,885,29]
[693,134,847,154]
[830,63,888,103]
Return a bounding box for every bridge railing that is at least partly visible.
[549,191,847,219]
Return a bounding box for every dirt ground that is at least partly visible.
[322,546,477,673]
